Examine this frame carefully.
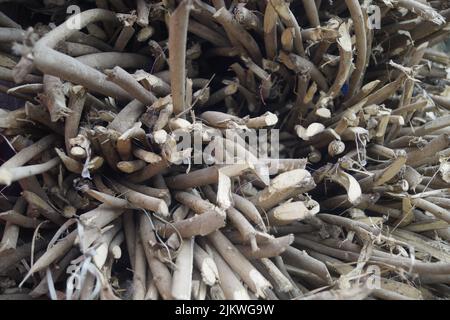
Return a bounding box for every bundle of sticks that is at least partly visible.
[0,0,450,300]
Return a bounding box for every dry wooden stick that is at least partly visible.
[112,182,169,218]
[133,147,162,164]
[232,193,266,232]
[31,9,131,100]
[114,21,135,52]
[22,190,65,225]
[139,214,173,300]
[64,86,87,153]
[325,23,352,100]
[79,204,125,229]
[171,237,194,299]
[265,257,299,295]
[205,242,251,300]
[207,230,272,298]
[40,75,70,122]
[117,159,147,173]
[406,134,449,167]
[410,198,450,223]
[105,66,156,105]
[345,0,367,97]
[0,208,48,229]
[0,240,47,275]
[270,0,305,57]
[77,52,149,70]
[251,169,316,211]
[29,248,79,298]
[92,220,123,268]
[278,51,329,91]
[165,166,226,190]
[122,211,136,270]
[1,134,57,169]
[108,100,145,134]
[0,11,22,29]
[213,7,262,64]
[295,236,450,275]
[282,246,333,285]
[144,269,159,300]
[193,242,219,286]
[267,201,315,226]
[400,115,450,137]
[24,102,65,135]
[169,0,193,114]
[117,179,170,204]
[188,19,230,47]
[127,158,170,183]
[0,197,27,252]
[0,157,60,186]
[0,66,42,84]
[20,230,77,285]
[396,0,445,24]
[298,286,371,300]
[133,223,147,300]
[54,148,83,174]
[236,234,294,259]
[157,209,225,238]
[302,0,320,27]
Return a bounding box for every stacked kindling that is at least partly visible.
[0,0,450,300]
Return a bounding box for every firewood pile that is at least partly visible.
[0,0,450,300]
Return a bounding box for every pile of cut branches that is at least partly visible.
[0,0,450,300]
